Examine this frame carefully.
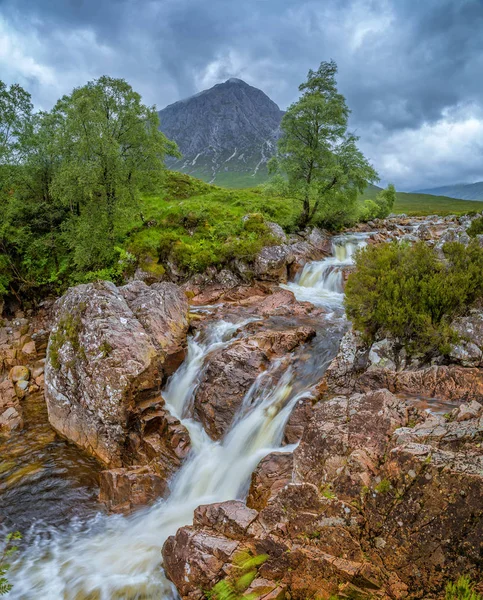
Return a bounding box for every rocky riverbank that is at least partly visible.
[1,212,483,598]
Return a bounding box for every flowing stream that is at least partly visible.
[5,233,367,599]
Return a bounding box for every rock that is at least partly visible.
[0,379,16,409]
[194,327,315,440]
[283,397,314,444]
[45,280,189,466]
[0,406,22,431]
[162,527,240,599]
[194,501,258,539]
[14,379,29,399]
[254,245,294,282]
[99,466,168,513]
[120,281,189,375]
[9,365,30,383]
[449,308,483,366]
[247,452,293,510]
[193,339,268,440]
[324,330,483,402]
[266,221,287,243]
[294,390,409,498]
[20,340,36,361]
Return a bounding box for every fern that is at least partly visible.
[206,551,268,600]
[446,576,483,600]
[0,531,21,596]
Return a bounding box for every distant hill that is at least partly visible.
[415,182,483,201]
[158,78,284,187]
[361,183,483,216]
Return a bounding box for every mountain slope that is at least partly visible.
[158,78,284,187]
[415,182,483,201]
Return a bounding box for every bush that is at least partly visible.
[345,240,483,356]
[445,576,483,600]
[359,184,396,222]
[467,216,483,238]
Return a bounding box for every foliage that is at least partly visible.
[0,531,21,596]
[269,60,378,228]
[359,184,396,221]
[345,240,483,356]
[445,576,483,600]
[205,551,268,600]
[467,216,483,238]
[0,76,177,304]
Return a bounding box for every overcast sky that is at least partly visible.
[1,0,482,190]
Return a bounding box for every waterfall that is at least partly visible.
[8,233,366,600]
[282,234,367,309]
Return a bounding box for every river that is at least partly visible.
[4,233,368,599]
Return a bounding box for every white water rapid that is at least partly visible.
[283,233,367,309]
[7,233,368,600]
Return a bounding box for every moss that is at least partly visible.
[99,341,113,358]
[320,483,336,499]
[48,310,83,370]
[374,479,392,494]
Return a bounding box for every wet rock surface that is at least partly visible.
[164,392,483,599]
[194,326,316,440]
[44,280,189,467]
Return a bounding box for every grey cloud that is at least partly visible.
[0,0,482,188]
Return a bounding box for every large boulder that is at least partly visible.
[193,327,315,440]
[45,280,189,466]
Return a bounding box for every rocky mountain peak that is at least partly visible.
[158,79,284,186]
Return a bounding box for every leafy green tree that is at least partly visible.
[0,81,32,164]
[50,76,179,270]
[270,60,378,229]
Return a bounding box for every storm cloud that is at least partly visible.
[1,0,482,190]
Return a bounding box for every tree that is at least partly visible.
[50,76,179,270]
[360,184,396,221]
[0,81,32,164]
[270,60,378,229]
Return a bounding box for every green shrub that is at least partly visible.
[345,240,483,356]
[467,216,483,238]
[445,576,483,600]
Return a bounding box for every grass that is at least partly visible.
[360,183,483,217]
[128,172,298,275]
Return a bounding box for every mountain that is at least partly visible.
[415,182,483,201]
[158,78,284,187]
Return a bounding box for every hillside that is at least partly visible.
[361,183,483,216]
[158,78,283,187]
[416,181,483,201]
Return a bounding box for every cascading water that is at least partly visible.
[282,233,367,309]
[6,233,368,600]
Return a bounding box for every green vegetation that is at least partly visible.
[359,184,396,221]
[361,184,483,216]
[205,551,268,600]
[0,76,176,305]
[445,576,483,600]
[0,531,21,596]
[467,216,483,237]
[345,240,483,356]
[269,60,378,229]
